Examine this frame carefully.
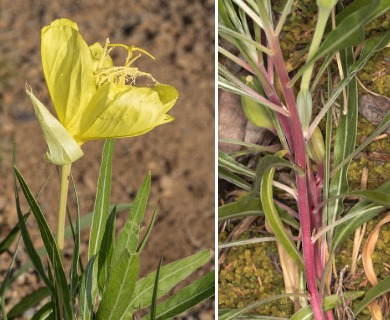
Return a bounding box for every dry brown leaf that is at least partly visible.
[362,213,390,320]
[362,213,390,286]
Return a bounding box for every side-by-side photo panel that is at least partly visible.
[0,1,215,319]
[218,1,390,319]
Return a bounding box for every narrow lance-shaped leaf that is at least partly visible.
[327,47,358,227]
[141,271,215,320]
[88,139,115,304]
[113,172,151,262]
[97,251,140,320]
[126,249,212,315]
[98,206,117,295]
[260,165,304,271]
[14,166,72,319]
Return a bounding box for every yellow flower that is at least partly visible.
[27,18,178,165]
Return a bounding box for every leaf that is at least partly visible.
[290,291,364,320]
[219,196,263,220]
[7,288,50,320]
[137,205,158,253]
[10,203,132,283]
[353,277,390,316]
[362,214,390,286]
[30,302,53,320]
[150,259,163,320]
[219,293,307,320]
[309,31,390,131]
[327,48,358,225]
[218,150,255,178]
[127,250,212,315]
[98,206,117,295]
[218,167,252,191]
[1,236,22,319]
[0,213,28,255]
[79,255,98,320]
[260,165,304,271]
[113,172,151,262]
[291,1,382,82]
[69,173,81,304]
[88,139,115,303]
[332,181,390,252]
[97,250,140,320]
[142,271,215,320]
[253,154,303,194]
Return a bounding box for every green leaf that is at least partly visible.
[88,139,115,304]
[1,236,22,319]
[253,154,303,194]
[219,294,307,320]
[218,150,255,178]
[150,259,163,320]
[332,182,390,251]
[327,48,358,225]
[353,277,390,316]
[291,1,383,83]
[219,196,263,220]
[218,167,252,191]
[137,205,158,253]
[30,302,53,320]
[13,167,53,295]
[80,254,98,320]
[98,206,117,295]
[69,173,81,306]
[309,31,390,130]
[13,167,73,319]
[260,165,304,271]
[0,213,28,255]
[113,172,151,262]
[128,250,212,315]
[7,287,50,320]
[290,291,364,320]
[142,271,215,320]
[97,250,140,320]
[10,203,131,283]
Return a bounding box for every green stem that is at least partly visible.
[300,8,332,92]
[57,163,71,255]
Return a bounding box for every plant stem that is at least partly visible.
[269,34,325,320]
[57,163,71,255]
[300,8,332,92]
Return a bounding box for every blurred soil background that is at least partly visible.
[0,0,215,318]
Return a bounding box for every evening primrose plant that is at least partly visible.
[1,18,213,319]
[218,0,389,319]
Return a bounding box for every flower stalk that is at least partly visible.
[57,164,71,254]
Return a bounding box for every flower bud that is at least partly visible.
[296,89,312,137]
[307,127,325,164]
[241,76,274,131]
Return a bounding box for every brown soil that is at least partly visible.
[0,1,215,318]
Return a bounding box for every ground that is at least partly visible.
[0,1,215,318]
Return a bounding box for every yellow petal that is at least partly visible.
[26,87,84,165]
[41,18,96,135]
[76,83,178,142]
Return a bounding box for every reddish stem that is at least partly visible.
[269,34,325,319]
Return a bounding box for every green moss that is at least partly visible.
[219,231,294,316]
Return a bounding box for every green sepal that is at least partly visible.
[26,87,84,165]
